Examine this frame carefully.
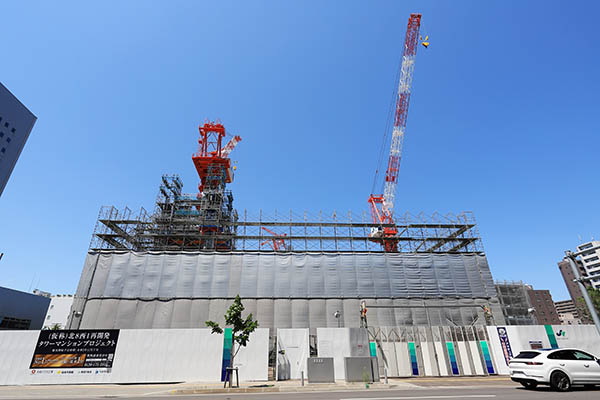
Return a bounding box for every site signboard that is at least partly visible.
[30,329,119,369]
[496,327,513,365]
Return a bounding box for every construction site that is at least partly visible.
[70,13,505,335]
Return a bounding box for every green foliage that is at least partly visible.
[51,323,62,330]
[576,287,600,320]
[206,294,259,350]
[205,320,223,334]
[362,368,371,388]
[588,288,600,311]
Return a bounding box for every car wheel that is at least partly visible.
[519,380,538,389]
[550,371,571,392]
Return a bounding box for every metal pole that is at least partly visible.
[565,251,600,336]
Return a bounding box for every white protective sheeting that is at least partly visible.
[317,328,370,380]
[0,329,223,385]
[72,251,500,329]
[276,329,309,380]
[77,252,496,299]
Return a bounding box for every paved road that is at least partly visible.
[1,385,599,400]
[170,386,599,400]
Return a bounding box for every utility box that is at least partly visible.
[344,357,379,382]
[307,357,335,383]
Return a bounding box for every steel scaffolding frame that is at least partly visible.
[90,176,484,253]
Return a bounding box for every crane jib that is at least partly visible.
[367,13,422,253]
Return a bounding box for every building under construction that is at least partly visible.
[70,120,504,331]
[69,13,505,331]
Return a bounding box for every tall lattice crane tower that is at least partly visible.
[368,13,422,252]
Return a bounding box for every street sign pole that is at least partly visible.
[565,250,600,336]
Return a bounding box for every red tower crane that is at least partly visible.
[260,227,289,251]
[191,121,241,251]
[192,122,242,193]
[368,13,422,252]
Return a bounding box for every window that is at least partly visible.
[514,351,540,359]
[587,262,600,270]
[573,351,595,361]
[0,132,3,137]
[1,148,5,153]
[6,137,10,143]
[0,316,31,330]
[548,350,575,360]
[10,128,15,133]
[50,305,54,309]
[46,315,50,320]
[579,243,594,250]
[585,256,599,263]
[3,122,7,128]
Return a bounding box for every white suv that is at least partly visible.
[509,348,600,391]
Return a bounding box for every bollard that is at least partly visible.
[301,370,305,386]
[384,367,388,384]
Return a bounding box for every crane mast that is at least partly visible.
[368,13,422,252]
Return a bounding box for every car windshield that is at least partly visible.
[514,351,541,359]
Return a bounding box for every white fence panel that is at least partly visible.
[276,329,309,380]
[234,329,269,381]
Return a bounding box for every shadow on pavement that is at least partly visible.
[515,385,600,392]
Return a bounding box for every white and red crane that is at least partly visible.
[368,13,423,252]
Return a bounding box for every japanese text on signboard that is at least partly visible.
[30,329,119,369]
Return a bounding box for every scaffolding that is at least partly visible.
[494,281,536,325]
[90,176,484,254]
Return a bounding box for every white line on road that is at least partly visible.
[340,395,496,400]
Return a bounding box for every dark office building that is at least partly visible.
[0,82,37,197]
[0,286,50,330]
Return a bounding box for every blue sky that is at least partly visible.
[1,1,598,300]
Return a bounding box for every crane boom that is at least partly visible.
[368,13,422,252]
[384,13,421,213]
[221,135,242,157]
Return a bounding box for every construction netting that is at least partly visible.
[71,251,504,329]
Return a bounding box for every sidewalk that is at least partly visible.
[171,376,512,394]
[0,376,512,398]
[171,379,418,394]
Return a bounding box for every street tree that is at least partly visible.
[206,295,259,384]
[577,287,600,321]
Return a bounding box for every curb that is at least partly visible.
[172,384,401,395]
[173,387,281,394]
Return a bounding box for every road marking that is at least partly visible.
[340,395,496,400]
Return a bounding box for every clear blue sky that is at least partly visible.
[1,1,598,300]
